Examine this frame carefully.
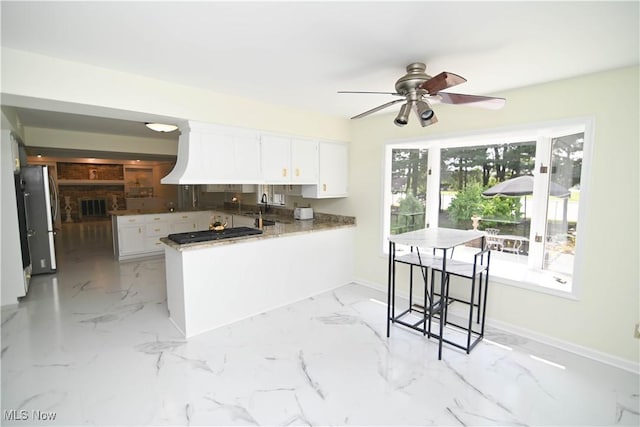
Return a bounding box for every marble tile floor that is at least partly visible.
[1,221,639,426]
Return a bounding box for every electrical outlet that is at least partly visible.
[635,323,640,339]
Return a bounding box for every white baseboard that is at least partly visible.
[352,278,640,375]
[485,318,640,375]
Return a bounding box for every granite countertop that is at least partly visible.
[160,216,356,251]
[108,208,206,216]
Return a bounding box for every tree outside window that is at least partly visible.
[389,148,428,235]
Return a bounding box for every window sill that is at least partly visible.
[489,269,578,300]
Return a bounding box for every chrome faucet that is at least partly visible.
[261,193,269,213]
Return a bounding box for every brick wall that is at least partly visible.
[58,163,124,180]
[56,163,125,221]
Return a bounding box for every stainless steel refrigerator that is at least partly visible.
[21,165,58,275]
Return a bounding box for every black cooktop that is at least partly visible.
[167,227,263,244]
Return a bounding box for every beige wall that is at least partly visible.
[2,47,638,367]
[24,127,179,157]
[2,48,350,142]
[343,66,639,367]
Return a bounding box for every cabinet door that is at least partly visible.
[233,131,262,182]
[172,221,196,233]
[171,213,198,233]
[320,142,348,196]
[118,224,146,255]
[301,142,348,198]
[145,221,171,237]
[261,135,291,183]
[291,139,318,184]
[144,236,165,252]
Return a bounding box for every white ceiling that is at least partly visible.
[1,1,639,137]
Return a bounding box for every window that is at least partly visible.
[389,148,428,235]
[382,119,592,297]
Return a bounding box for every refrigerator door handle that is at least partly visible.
[49,174,59,221]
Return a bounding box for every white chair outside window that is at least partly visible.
[485,228,502,251]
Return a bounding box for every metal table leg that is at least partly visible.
[386,240,393,337]
[438,249,448,360]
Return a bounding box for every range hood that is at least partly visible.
[161,125,200,184]
[161,121,262,185]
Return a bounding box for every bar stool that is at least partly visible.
[393,248,438,334]
[428,247,491,354]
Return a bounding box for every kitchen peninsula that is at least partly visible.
[160,212,356,338]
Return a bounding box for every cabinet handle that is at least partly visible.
[323,183,327,192]
[295,168,300,177]
[138,227,142,234]
[182,215,188,219]
[128,219,136,222]
[153,217,161,221]
[154,228,160,232]
[282,168,288,177]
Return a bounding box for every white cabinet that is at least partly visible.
[232,132,262,183]
[161,121,345,194]
[261,135,318,184]
[291,138,319,183]
[261,135,291,183]
[171,212,199,234]
[116,218,146,256]
[119,225,146,255]
[302,142,348,198]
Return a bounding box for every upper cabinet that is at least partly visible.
[161,121,347,198]
[261,135,318,184]
[302,141,348,199]
[291,138,319,184]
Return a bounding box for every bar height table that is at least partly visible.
[387,228,488,360]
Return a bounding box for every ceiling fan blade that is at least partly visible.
[437,92,506,109]
[338,91,401,96]
[351,98,405,119]
[420,71,467,94]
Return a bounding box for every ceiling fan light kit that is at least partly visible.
[339,62,506,128]
[394,102,412,126]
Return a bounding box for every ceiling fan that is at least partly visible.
[339,62,506,127]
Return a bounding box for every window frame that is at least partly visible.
[381,117,595,300]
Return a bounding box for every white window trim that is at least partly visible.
[381,117,595,300]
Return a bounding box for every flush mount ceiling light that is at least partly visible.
[145,122,178,133]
